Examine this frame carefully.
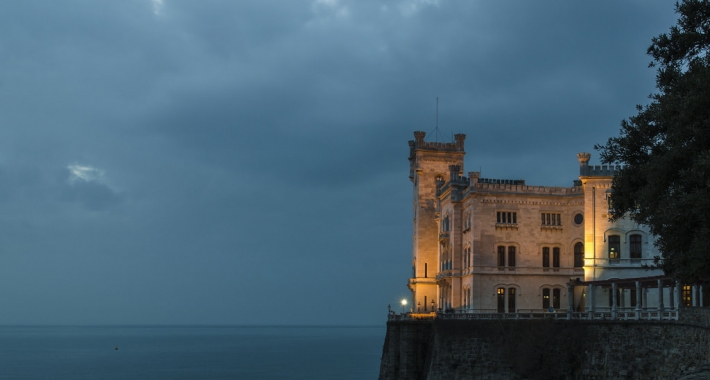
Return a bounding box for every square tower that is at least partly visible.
[408,131,466,312]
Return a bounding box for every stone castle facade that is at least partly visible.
[407,131,668,313]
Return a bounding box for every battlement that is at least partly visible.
[477,178,525,186]
[473,182,582,195]
[409,131,465,155]
[580,164,621,177]
[577,152,621,177]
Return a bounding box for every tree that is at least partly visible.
[595,0,710,281]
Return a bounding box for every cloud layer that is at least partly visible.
[0,0,678,325]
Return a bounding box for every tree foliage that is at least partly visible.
[595,0,710,281]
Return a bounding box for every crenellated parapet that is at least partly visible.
[577,152,621,177]
[409,131,466,155]
[580,164,622,177]
[473,182,583,195]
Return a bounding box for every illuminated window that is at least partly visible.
[541,213,561,226]
[507,246,516,268]
[574,242,584,268]
[553,247,560,268]
[496,211,517,224]
[630,234,642,259]
[542,247,550,268]
[683,285,692,307]
[542,288,550,309]
[497,288,505,313]
[608,235,620,259]
[497,246,506,267]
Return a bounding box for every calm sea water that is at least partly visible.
[0,326,385,379]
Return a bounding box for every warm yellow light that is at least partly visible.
[401,299,408,306]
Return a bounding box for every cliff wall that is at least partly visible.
[379,309,710,380]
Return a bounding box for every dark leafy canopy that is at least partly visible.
[596,0,710,282]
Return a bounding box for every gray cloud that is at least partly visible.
[0,0,679,325]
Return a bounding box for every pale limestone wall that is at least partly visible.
[446,185,585,312]
[579,174,663,309]
[409,140,464,312]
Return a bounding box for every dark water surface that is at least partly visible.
[0,326,385,379]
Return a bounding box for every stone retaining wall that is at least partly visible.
[379,309,710,380]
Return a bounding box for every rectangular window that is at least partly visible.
[507,246,516,268]
[497,288,505,313]
[574,242,584,268]
[630,234,642,259]
[541,213,562,226]
[508,288,516,312]
[424,263,427,278]
[553,289,560,309]
[683,285,692,307]
[542,247,550,267]
[496,211,517,224]
[553,247,560,268]
[542,288,550,309]
[608,235,620,259]
[497,246,506,267]
[630,288,637,307]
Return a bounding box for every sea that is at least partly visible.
[0,325,385,379]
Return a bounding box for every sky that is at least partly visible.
[0,0,679,325]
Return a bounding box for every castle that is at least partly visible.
[406,131,701,314]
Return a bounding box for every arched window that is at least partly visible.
[630,234,642,259]
[553,248,560,268]
[508,288,516,312]
[542,288,550,309]
[497,288,505,313]
[574,242,584,268]
[542,247,550,267]
[508,246,516,268]
[497,246,506,267]
[608,235,620,259]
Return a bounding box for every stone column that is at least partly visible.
[700,285,704,307]
[669,283,675,311]
[676,280,682,308]
[635,281,642,319]
[589,285,595,319]
[643,289,648,311]
[567,284,573,320]
[658,279,664,312]
[612,283,618,319]
[693,285,698,307]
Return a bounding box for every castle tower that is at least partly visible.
[408,131,465,312]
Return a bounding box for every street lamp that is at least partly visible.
[400,299,407,314]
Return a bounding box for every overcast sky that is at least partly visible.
[0,0,678,325]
